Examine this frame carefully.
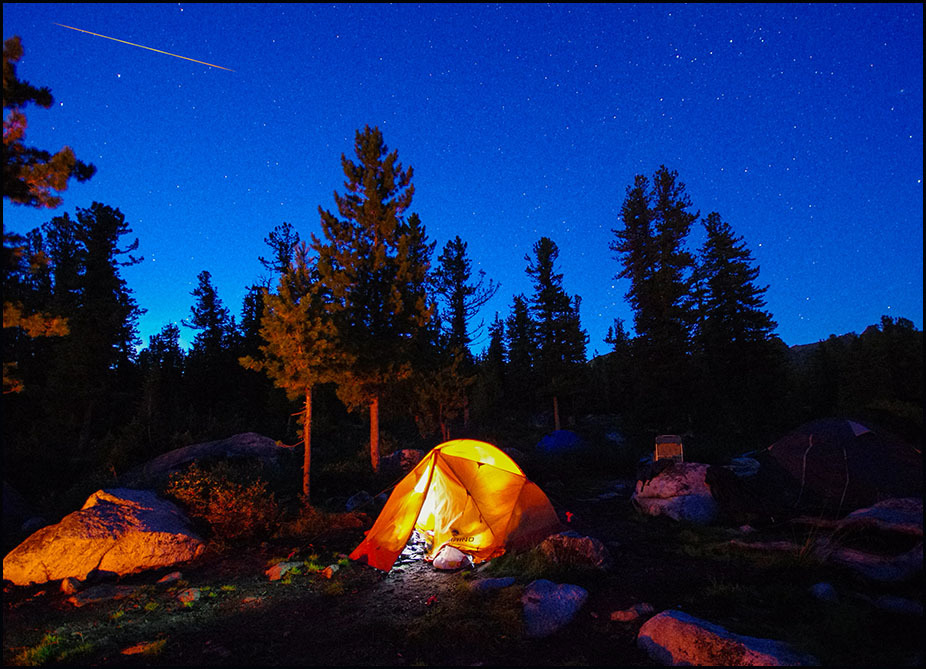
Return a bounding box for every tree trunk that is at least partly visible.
[370,394,380,473]
[553,395,561,431]
[302,386,312,504]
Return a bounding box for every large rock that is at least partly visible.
[521,579,588,639]
[835,497,923,537]
[539,531,613,570]
[632,462,719,524]
[821,540,923,583]
[817,498,923,583]
[120,432,291,488]
[2,489,205,586]
[637,610,818,666]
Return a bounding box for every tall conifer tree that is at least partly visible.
[505,294,536,418]
[525,237,587,429]
[242,243,345,502]
[611,166,697,430]
[311,126,433,472]
[433,235,499,358]
[695,212,783,440]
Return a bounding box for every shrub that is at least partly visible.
[165,462,281,542]
[13,633,94,666]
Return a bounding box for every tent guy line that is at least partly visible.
[54,23,235,72]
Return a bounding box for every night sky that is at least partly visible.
[3,3,922,356]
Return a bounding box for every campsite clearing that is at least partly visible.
[3,474,922,666]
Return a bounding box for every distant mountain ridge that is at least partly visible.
[788,324,883,367]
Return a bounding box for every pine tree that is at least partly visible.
[241,243,345,502]
[137,323,186,452]
[597,317,634,415]
[433,235,500,358]
[2,36,92,392]
[48,203,143,449]
[610,167,698,431]
[5,202,143,477]
[524,237,587,429]
[473,312,507,426]
[3,36,95,208]
[73,203,144,365]
[697,212,776,349]
[257,221,301,286]
[186,270,233,356]
[694,211,784,442]
[311,126,433,472]
[504,294,536,418]
[184,270,238,431]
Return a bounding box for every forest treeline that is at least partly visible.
[3,37,922,510]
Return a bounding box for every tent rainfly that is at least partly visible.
[755,418,923,515]
[350,439,562,571]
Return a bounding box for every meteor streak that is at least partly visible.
[55,23,235,72]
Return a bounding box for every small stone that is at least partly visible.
[611,602,655,622]
[265,561,302,581]
[809,582,838,602]
[177,587,200,604]
[470,576,516,593]
[59,577,81,595]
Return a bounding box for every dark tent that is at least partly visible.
[537,430,584,455]
[750,418,922,517]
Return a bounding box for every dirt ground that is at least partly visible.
[3,476,924,666]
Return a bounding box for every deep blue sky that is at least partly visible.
[3,3,922,355]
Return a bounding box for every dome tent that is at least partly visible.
[350,439,562,571]
[751,418,922,516]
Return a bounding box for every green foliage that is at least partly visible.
[272,499,367,541]
[12,633,94,666]
[405,581,525,657]
[164,462,281,542]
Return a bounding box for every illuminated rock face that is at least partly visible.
[632,462,719,525]
[637,610,818,666]
[2,488,205,586]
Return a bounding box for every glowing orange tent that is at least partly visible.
[350,439,562,571]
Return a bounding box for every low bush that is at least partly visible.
[164,462,281,542]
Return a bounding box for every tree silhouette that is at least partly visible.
[433,235,499,357]
[3,37,95,208]
[525,237,587,429]
[2,36,94,394]
[694,211,784,442]
[504,294,536,418]
[611,166,698,431]
[311,126,433,472]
